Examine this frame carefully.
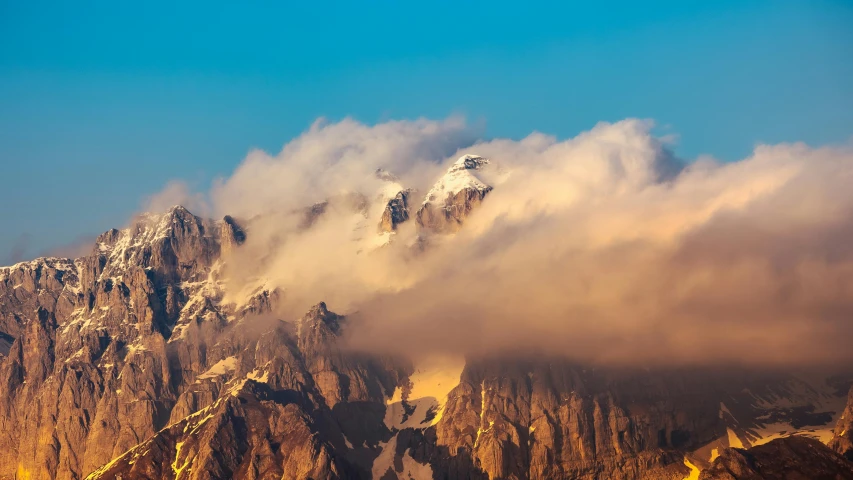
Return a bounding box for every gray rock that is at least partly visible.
[378,190,411,233]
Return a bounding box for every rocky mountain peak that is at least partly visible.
[372,167,413,234]
[302,301,343,334]
[89,205,231,285]
[220,214,246,257]
[416,154,494,233]
[422,154,491,206]
[454,153,490,171]
[94,228,121,249]
[307,301,330,318]
[222,215,245,242]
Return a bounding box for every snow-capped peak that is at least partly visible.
[423,154,491,206]
[452,154,490,171]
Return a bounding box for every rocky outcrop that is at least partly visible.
[699,436,853,479]
[829,386,853,461]
[220,215,246,257]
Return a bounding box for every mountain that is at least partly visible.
[416,155,494,234]
[0,157,851,479]
[87,302,407,480]
[0,206,272,479]
[699,436,853,480]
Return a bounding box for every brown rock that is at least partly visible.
[700,436,853,480]
[829,386,853,462]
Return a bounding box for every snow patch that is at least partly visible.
[196,356,238,380]
[474,380,490,447]
[423,155,492,206]
[726,428,744,449]
[383,355,464,430]
[371,434,433,480]
[372,435,398,479]
[125,343,149,356]
[171,441,191,479]
[682,458,701,480]
[247,367,270,384]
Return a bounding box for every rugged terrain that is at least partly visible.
[699,436,853,479]
[1,155,851,479]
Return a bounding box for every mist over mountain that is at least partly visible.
[149,117,853,366]
[2,117,853,480]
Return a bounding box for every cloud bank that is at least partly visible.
[149,117,853,367]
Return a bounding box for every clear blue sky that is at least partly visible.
[1,0,852,262]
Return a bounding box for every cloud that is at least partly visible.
[143,180,211,218]
[210,116,479,218]
[212,116,481,310]
[160,116,853,367]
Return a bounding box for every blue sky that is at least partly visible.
[1,0,852,261]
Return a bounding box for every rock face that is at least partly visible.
[699,436,853,480]
[829,386,853,461]
[416,155,493,234]
[1,202,851,480]
[0,206,281,480]
[379,190,411,233]
[0,203,415,480]
[220,215,246,257]
[373,359,851,480]
[88,303,408,480]
[402,359,722,480]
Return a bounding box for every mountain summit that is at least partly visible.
[416,154,494,234]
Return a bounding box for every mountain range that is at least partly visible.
[1,155,852,480]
